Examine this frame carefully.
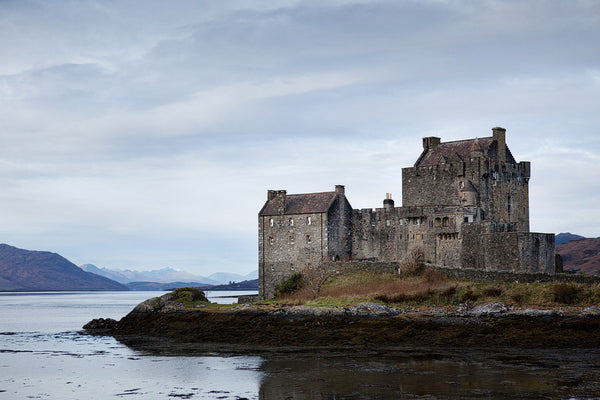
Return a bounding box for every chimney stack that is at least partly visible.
[271,190,286,214]
[383,193,395,210]
[423,136,441,150]
[335,185,345,195]
[492,127,506,161]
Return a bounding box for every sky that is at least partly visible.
[0,0,599,275]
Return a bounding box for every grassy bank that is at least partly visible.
[270,268,600,309]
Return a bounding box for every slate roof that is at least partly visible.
[415,137,515,167]
[259,192,338,216]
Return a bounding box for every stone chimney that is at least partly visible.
[492,127,506,161]
[383,193,395,210]
[271,190,286,214]
[423,136,441,150]
[335,185,345,196]
[267,190,278,201]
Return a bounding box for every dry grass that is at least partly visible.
[273,268,600,309]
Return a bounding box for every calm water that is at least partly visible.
[1,291,599,399]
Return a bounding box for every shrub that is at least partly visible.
[275,273,304,298]
[510,291,525,305]
[399,246,425,276]
[553,283,579,304]
[441,286,457,298]
[484,287,503,297]
[460,289,480,303]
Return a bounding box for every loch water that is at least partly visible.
[1,291,600,399]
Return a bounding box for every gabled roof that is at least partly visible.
[415,136,515,167]
[259,191,338,216]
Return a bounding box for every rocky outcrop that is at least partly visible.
[85,300,600,348]
[82,318,119,331]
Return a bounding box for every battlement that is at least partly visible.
[259,127,554,299]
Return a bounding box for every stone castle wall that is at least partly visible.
[258,129,555,299]
[258,212,328,298]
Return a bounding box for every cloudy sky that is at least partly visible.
[0,0,598,275]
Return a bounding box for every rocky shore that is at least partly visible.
[84,293,600,348]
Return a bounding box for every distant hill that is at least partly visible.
[197,279,258,291]
[0,244,128,291]
[207,271,258,284]
[80,264,219,285]
[555,232,586,245]
[556,237,600,275]
[125,281,212,291]
[81,264,258,285]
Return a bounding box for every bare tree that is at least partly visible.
[399,245,425,276]
[302,265,337,299]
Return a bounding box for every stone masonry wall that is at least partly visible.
[259,212,328,298]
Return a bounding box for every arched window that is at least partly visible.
[435,218,442,227]
[442,217,449,227]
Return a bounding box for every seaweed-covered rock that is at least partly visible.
[82,318,118,331]
[132,288,209,313]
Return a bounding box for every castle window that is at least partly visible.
[268,236,274,245]
[288,234,295,245]
[435,218,441,227]
[289,218,294,226]
[416,234,423,240]
[269,218,274,227]
[306,235,312,244]
[307,216,312,225]
[442,217,449,227]
[386,220,391,227]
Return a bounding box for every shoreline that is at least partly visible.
[85,301,600,349]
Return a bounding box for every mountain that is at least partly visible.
[0,244,127,291]
[555,232,586,245]
[207,271,258,284]
[80,265,219,285]
[81,264,259,285]
[124,281,213,291]
[556,237,600,275]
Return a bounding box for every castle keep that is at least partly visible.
[258,127,555,298]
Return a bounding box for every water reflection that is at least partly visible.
[257,348,598,399]
[116,336,600,399]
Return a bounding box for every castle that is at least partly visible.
[258,127,555,299]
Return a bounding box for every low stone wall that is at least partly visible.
[430,264,600,284]
[237,294,260,304]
